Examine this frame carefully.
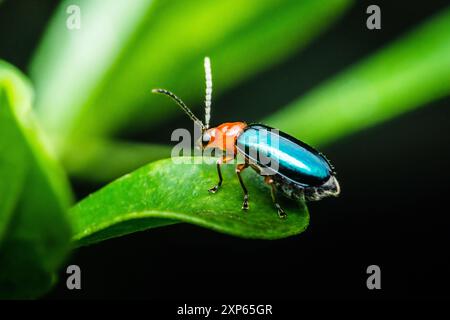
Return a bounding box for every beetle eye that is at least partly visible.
[202,133,211,147]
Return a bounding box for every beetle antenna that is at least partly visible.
[152,88,205,130]
[204,56,212,129]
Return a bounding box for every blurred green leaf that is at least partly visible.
[266,7,450,146]
[0,61,73,299]
[65,139,171,182]
[30,0,351,156]
[70,157,309,246]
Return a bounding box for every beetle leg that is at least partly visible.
[236,163,249,210]
[208,156,235,193]
[264,176,287,219]
[208,158,223,193]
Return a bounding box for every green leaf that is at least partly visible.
[0,61,73,299]
[30,0,351,155]
[0,90,27,245]
[70,157,309,246]
[266,7,450,146]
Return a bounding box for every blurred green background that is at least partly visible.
[0,0,450,299]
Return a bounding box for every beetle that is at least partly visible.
[152,57,340,218]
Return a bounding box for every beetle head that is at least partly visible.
[199,122,246,153]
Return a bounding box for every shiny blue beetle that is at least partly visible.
[153,57,340,218]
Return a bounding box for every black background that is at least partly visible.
[1,0,449,300]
